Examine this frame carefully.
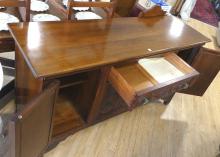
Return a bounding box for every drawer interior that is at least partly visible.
[108,52,199,108]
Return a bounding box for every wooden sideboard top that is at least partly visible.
[9,15,210,78]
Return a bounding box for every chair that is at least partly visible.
[138,5,166,18]
[0,0,30,21]
[66,0,117,20]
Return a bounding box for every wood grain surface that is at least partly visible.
[9,16,210,78]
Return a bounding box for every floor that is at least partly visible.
[43,72,220,157]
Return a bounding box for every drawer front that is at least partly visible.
[108,52,199,109]
[145,78,190,100]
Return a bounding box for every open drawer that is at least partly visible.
[108,52,199,109]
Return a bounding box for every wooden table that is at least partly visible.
[9,15,210,149]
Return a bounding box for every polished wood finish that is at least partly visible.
[67,0,117,20]
[9,81,59,157]
[9,16,211,152]
[87,67,111,123]
[9,16,210,79]
[108,52,199,108]
[15,46,43,105]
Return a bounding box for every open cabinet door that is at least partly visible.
[9,81,59,157]
[182,48,220,96]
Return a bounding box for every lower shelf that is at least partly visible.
[52,94,85,137]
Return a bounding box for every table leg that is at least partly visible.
[87,66,111,123]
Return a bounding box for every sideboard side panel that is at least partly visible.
[181,48,220,96]
[15,45,43,106]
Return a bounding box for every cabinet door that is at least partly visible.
[9,81,59,157]
[182,48,220,96]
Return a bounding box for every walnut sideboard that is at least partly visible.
[8,16,212,157]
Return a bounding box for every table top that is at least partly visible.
[9,15,210,78]
[186,18,220,52]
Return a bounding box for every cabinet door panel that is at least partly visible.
[182,48,220,96]
[9,81,59,157]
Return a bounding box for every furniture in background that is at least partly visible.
[0,0,30,21]
[0,0,30,53]
[137,5,166,17]
[66,0,117,20]
[170,0,185,15]
[130,2,166,17]
[0,0,67,54]
[7,15,210,156]
[115,0,136,16]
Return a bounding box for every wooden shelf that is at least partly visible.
[58,73,87,89]
[52,92,85,137]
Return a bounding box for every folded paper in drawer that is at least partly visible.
[138,57,185,83]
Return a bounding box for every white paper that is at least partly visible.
[138,57,184,83]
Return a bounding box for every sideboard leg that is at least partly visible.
[87,66,111,123]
